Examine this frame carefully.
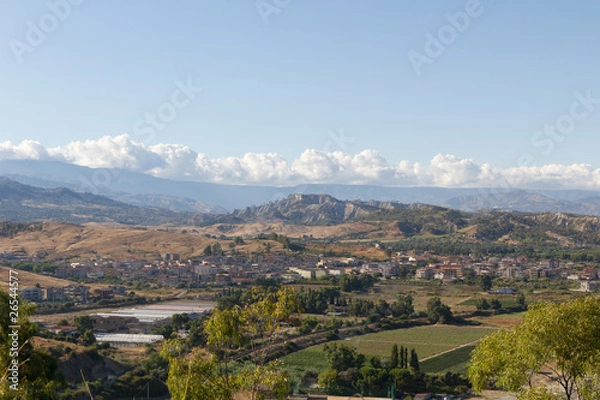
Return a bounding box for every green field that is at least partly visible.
[282,349,328,374]
[420,345,475,375]
[282,325,496,374]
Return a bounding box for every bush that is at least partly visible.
[284,341,298,353]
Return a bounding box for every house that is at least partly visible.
[91,315,139,332]
[20,286,43,302]
[92,288,114,299]
[539,259,560,269]
[581,281,599,292]
[415,267,435,280]
[64,285,90,303]
[47,325,78,337]
[43,287,66,301]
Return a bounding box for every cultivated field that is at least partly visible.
[283,324,497,374]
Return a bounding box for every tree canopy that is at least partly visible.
[468,296,600,400]
[161,286,300,400]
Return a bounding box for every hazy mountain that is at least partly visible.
[0,177,194,225]
[226,194,399,225]
[4,160,600,215]
[445,190,600,216]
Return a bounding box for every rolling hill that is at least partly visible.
[0,177,194,225]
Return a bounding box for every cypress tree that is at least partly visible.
[410,348,420,372]
[390,344,399,369]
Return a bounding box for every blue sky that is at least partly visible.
[1,1,600,187]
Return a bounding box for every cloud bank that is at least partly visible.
[2,134,600,190]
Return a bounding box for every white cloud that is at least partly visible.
[55,134,164,171]
[0,139,50,161]
[2,135,600,190]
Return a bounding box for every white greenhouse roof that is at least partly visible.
[93,302,214,323]
[95,334,164,344]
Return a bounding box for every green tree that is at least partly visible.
[390,367,412,395]
[516,292,526,310]
[391,293,414,318]
[409,348,420,372]
[82,329,96,346]
[203,245,212,256]
[162,286,299,399]
[469,296,600,400]
[476,298,490,311]
[73,315,93,334]
[212,243,222,256]
[390,344,399,369]
[171,313,190,331]
[426,297,454,324]
[318,368,340,392]
[490,298,502,310]
[479,275,493,292]
[398,345,405,369]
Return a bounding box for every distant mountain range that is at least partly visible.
[5,177,600,249]
[3,159,600,216]
[0,177,194,225]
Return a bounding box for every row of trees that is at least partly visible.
[318,342,467,397]
[347,294,415,319]
[339,274,376,292]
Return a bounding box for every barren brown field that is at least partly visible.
[0,264,114,293]
[0,222,291,260]
[188,220,400,240]
[0,264,75,289]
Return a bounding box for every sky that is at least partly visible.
[1,1,600,188]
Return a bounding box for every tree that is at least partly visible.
[468,296,600,400]
[203,245,212,256]
[212,243,223,256]
[73,315,93,334]
[516,292,526,310]
[0,291,62,399]
[390,344,399,369]
[479,275,493,292]
[171,313,190,331]
[490,298,502,310]
[391,294,414,318]
[82,329,96,346]
[426,297,454,324]
[476,298,490,311]
[162,286,299,399]
[409,348,420,372]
